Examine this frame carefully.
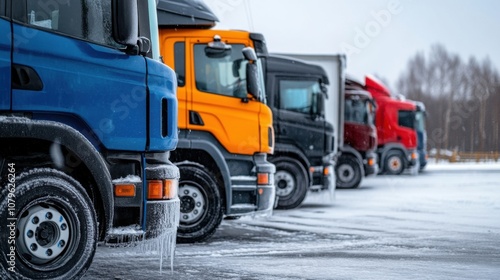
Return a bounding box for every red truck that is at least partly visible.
[365,75,418,175]
[336,77,378,188]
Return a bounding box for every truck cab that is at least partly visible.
[265,55,335,209]
[365,75,418,175]
[337,77,378,188]
[1,0,179,278]
[158,24,276,243]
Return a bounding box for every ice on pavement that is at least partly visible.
[84,162,500,279]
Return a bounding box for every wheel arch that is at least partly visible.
[0,118,113,239]
[172,138,231,212]
[339,145,365,177]
[378,143,410,173]
[270,143,312,186]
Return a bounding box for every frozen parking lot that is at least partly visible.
[85,162,500,279]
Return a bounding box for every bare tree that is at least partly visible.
[396,44,500,153]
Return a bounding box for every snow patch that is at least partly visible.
[112,175,142,184]
[231,176,257,181]
[426,162,500,171]
[231,203,257,209]
[107,225,145,235]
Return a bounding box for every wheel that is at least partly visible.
[384,151,405,175]
[335,155,362,189]
[177,165,223,243]
[0,168,97,280]
[272,158,308,209]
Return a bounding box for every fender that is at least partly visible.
[378,143,411,170]
[0,117,113,232]
[271,142,312,184]
[339,145,365,177]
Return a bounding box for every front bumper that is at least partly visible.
[107,161,180,241]
[145,163,180,238]
[364,152,379,176]
[227,153,276,217]
[418,149,428,169]
[310,164,335,191]
[146,198,180,238]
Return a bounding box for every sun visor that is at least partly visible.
[157,0,219,28]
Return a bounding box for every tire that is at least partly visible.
[384,151,405,175]
[272,158,308,209]
[335,155,362,189]
[0,168,97,280]
[177,165,223,243]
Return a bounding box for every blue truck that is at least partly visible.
[0,0,179,279]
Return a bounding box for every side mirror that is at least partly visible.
[321,84,329,99]
[112,0,138,47]
[242,47,258,61]
[246,62,260,101]
[312,93,325,120]
[317,94,325,118]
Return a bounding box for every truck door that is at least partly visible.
[10,1,148,151]
[276,77,326,159]
[188,38,261,155]
[0,2,10,110]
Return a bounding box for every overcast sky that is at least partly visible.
[204,0,500,89]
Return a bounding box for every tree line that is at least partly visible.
[396,44,500,153]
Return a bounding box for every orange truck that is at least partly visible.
[157,3,276,243]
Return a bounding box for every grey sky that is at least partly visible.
[204,0,500,88]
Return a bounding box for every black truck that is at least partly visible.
[264,55,336,209]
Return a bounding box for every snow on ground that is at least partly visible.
[84,163,500,279]
[425,160,500,170]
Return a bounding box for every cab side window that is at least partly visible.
[398,110,415,129]
[1,0,6,17]
[15,0,117,47]
[174,42,186,87]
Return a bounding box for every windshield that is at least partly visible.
[415,111,426,132]
[345,99,373,125]
[279,80,322,115]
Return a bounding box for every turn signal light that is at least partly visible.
[368,158,375,166]
[257,173,269,185]
[411,152,418,160]
[163,179,179,199]
[147,179,179,200]
[147,180,163,200]
[114,184,136,197]
[323,166,330,176]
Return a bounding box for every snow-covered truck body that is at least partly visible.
[0,0,179,279]
[156,1,275,244]
[264,55,336,209]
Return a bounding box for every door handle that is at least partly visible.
[12,64,43,91]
